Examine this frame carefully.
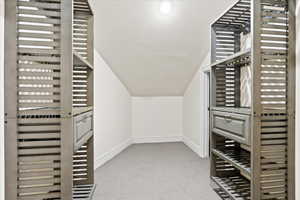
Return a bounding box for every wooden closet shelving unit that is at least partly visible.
[209,0,295,200]
[4,0,95,199]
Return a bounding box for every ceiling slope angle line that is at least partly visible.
[93,0,237,96]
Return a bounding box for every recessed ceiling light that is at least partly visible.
[160,0,172,15]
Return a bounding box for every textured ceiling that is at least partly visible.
[93,0,236,96]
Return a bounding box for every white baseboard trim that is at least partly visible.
[133,136,182,144]
[183,136,205,158]
[94,138,133,170]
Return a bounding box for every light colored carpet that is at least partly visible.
[93,142,221,200]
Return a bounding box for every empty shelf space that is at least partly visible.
[211,107,251,115]
[212,176,250,200]
[209,49,251,69]
[73,184,96,200]
[212,148,251,179]
[73,106,93,116]
[73,50,94,70]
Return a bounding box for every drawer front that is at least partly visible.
[212,110,251,145]
[74,111,93,151]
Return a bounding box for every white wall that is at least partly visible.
[183,53,210,158]
[0,0,4,199]
[93,50,132,168]
[296,0,300,199]
[132,97,183,143]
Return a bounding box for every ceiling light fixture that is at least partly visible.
[160,0,172,15]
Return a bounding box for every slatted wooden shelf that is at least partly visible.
[72,1,95,196]
[213,188,230,200]
[211,107,251,115]
[74,50,94,70]
[5,0,96,199]
[73,106,93,116]
[74,0,94,15]
[212,148,251,180]
[73,184,96,200]
[18,106,94,117]
[212,176,251,200]
[210,0,295,199]
[212,0,251,29]
[209,49,251,69]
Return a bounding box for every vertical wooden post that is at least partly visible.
[61,0,74,199]
[234,30,241,108]
[4,0,18,199]
[210,66,217,177]
[86,137,94,184]
[251,0,262,199]
[211,26,217,63]
[87,15,94,66]
[87,15,94,109]
[287,0,296,199]
[86,10,94,185]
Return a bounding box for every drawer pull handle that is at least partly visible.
[225,116,232,123]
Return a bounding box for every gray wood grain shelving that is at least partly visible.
[4,0,96,199]
[74,50,94,70]
[72,0,95,199]
[73,184,97,200]
[209,0,296,199]
[209,49,251,69]
[212,148,251,180]
[214,188,231,200]
[212,176,251,200]
[73,106,94,116]
[211,107,251,115]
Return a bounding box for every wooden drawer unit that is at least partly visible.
[73,110,94,151]
[211,109,251,145]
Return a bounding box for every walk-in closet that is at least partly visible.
[1,0,298,200]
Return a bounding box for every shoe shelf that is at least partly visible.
[73,184,96,200]
[212,148,251,180]
[212,176,251,200]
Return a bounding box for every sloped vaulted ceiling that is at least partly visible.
[93,0,236,96]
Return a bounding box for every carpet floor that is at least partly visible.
[93,142,221,200]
